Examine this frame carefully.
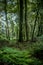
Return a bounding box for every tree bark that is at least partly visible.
[25,0,28,41]
[18,0,23,42]
[4,0,10,40]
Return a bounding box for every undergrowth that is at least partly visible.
[0,42,43,65]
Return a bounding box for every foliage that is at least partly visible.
[0,44,43,65]
[0,0,43,65]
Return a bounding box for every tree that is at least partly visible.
[31,3,39,41]
[25,0,29,41]
[31,0,43,41]
[4,0,10,40]
[18,0,23,42]
[10,15,14,40]
[0,18,1,38]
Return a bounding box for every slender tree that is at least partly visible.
[31,3,39,41]
[37,0,43,36]
[0,20,1,38]
[37,15,43,36]
[25,0,29,41]
[4,0,10,40]
[10,16,14,39]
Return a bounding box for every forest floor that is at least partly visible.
[0,39,33,50]
[0,40,43,65]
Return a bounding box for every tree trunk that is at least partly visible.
[31,9,39,41]
[25,0,28,41]
[4,0,10,40]
[18,0,23,42]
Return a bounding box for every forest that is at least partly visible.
[0,0,43,65]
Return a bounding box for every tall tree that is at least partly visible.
[10,16,14,39]
[4,0,10,40]
[0,19,1,38]
[25,0,29,41]
[18,0,23,42]
[31,3,39,41]
[37,0,43,36]
[37,15,43,36]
